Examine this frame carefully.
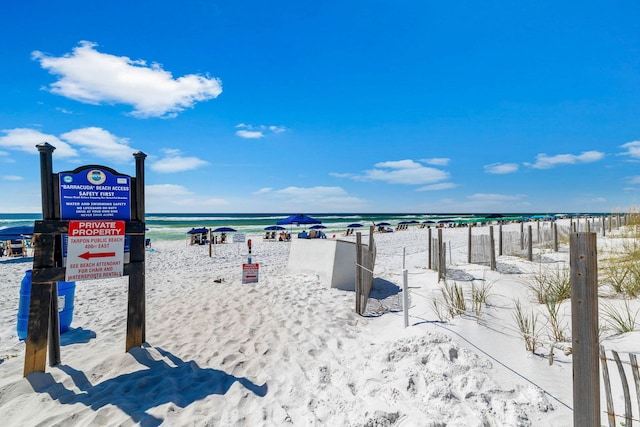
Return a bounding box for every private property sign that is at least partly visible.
[65,220,125,281]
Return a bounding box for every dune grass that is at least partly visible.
[513,299,540,353]
[524,264,571,305]
[601,299,639,334]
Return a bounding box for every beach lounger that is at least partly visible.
[8,239,25,257]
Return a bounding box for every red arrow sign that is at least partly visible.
[78,251,116,260]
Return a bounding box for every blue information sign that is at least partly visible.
[60,168,131,220]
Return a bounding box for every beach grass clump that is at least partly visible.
[431,299,450,322]
[513,299,540,353]
[471,281,493,319]
[600,239,640,298]
[543,298,568,342]
[524,265,571,305]
[432,280,492,322]
[441,280,466,318]
[601,299,639,334]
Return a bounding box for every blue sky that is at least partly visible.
[1,1,640,214]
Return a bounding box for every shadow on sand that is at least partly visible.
[362,278,402,317]
[60,327,97,346]
[0,256,34,264]
[27,345,268,426]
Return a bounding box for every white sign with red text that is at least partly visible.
[65,220,125,281]
[242,263,259,284]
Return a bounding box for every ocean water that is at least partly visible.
[0,212,601,242]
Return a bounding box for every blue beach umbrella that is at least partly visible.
[347,223,363,228]
[0,225,35,240]
[309,225,326,229]
[212,227,236,233]
[264,225,286,231]
[276,214,321,226]
[187,227,209,234]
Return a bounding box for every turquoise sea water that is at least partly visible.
[1,212,605,242]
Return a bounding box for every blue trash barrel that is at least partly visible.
[17,270,76,340]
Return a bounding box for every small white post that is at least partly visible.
[403,269,409,328]
[402,247,406,269]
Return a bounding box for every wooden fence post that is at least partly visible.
[427,228,432,269]
[489,225,496,271]
[355,232,362,314]
[467,224,472,264]
[528,225,533,262]
[438,228,444,281]
[498,224,503,256]
[571,232,600,427]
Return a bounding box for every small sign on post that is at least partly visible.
[242,239,259,283]
[65,220,125,281]
[242,263,259,284]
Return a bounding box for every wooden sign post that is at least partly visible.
[24,143,147,377]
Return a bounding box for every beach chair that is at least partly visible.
[8,239,25,257]
[145,238,151,248]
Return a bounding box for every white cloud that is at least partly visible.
[525,151,604,169]
[591,197,606,203]
[253,188,273,195]
[146,184,229,211]
[355,159,449,185]
[235,123,286,139]
[0,128,77,158]
[484,163,519,174]
[33,41,222,118]
[236,130,264,139]
[421,157,450,166]
[150,148,209,173]
[261,186,367,210]
[329,172,353,178]
[3,175,23,181]
[620,141,640,159]
[416,182,457,191]
[627,176,640,184]
[146,184,194,198]
[61,127,136,163]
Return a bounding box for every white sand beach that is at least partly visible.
[1,220,639,426]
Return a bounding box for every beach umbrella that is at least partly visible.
[276,214,321,226]
[187,227,209,234]
[347,223,363,228]
[0,225,35,240]
[309,225,326,229]
[376,222,390,226]
[213,227,236,233]
[422,220,436,224]
[264,225,286,231]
